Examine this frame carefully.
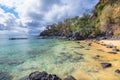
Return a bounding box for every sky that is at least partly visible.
[0,0,99,37]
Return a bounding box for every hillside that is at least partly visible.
[93,0,120,37]
[40,0,120,40]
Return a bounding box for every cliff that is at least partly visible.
[93,0,120,37]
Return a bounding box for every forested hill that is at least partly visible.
[40,0,120,40]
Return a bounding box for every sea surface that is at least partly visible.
[0,39,120,80]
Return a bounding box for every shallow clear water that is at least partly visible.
[0,39,83,80]
[0,39,120,80]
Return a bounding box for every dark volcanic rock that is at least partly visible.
[101,63,112,68]
[64,76,76,80]
[108,51,117,54]
[113,48,120,52]
[0,72,12,80]
[29,71,48,80]
[106,45,114,48]
[115,69,120,74]
[22,71,61,80]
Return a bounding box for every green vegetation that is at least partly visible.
[97,4,104,11]
[40,0,120,39]
[40,14,96,39]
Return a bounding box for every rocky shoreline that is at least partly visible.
[20,71,76,80]
[20,38,120,80]
[1,38,120,80]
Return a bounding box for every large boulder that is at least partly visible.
[21,71,61,80]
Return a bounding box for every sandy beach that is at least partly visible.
[99,40,120,48]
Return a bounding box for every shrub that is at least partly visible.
[97,4,104,11]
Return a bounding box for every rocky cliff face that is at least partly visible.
[93,0,120,37]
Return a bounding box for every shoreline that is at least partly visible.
[99,40,120,48]
[20,39,120,80]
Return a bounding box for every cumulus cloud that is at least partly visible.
[0,8,28,37]
[0,0,99,37]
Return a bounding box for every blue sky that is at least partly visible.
[0,0,98,37]
[0,5,19,18]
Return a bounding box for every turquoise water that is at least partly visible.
[0,39,87,80]
[1,39,120,80]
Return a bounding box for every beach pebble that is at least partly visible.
[108,51,117,54]
[115,69,120,74]
[88,43,92,46]
[93,55,100,59]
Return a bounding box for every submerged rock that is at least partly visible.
[79,46,84,48]
[64,76,76,80]
[76,41,80,43]
[21,71,61,80]
[0,72,12,80]
[0,58,24,65]
[101,63,112,69]
[8,60,24,65]
[69,56,84,62]
[74,51,83,56]
[20,76,29,80]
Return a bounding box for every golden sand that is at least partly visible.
[72,40,120,80]
[99,40,120,48]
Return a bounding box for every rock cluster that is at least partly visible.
[21,71,77,80]
[21,71,61,80]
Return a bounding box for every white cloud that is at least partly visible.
[0,0,99,37]
[0,7,29,36]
